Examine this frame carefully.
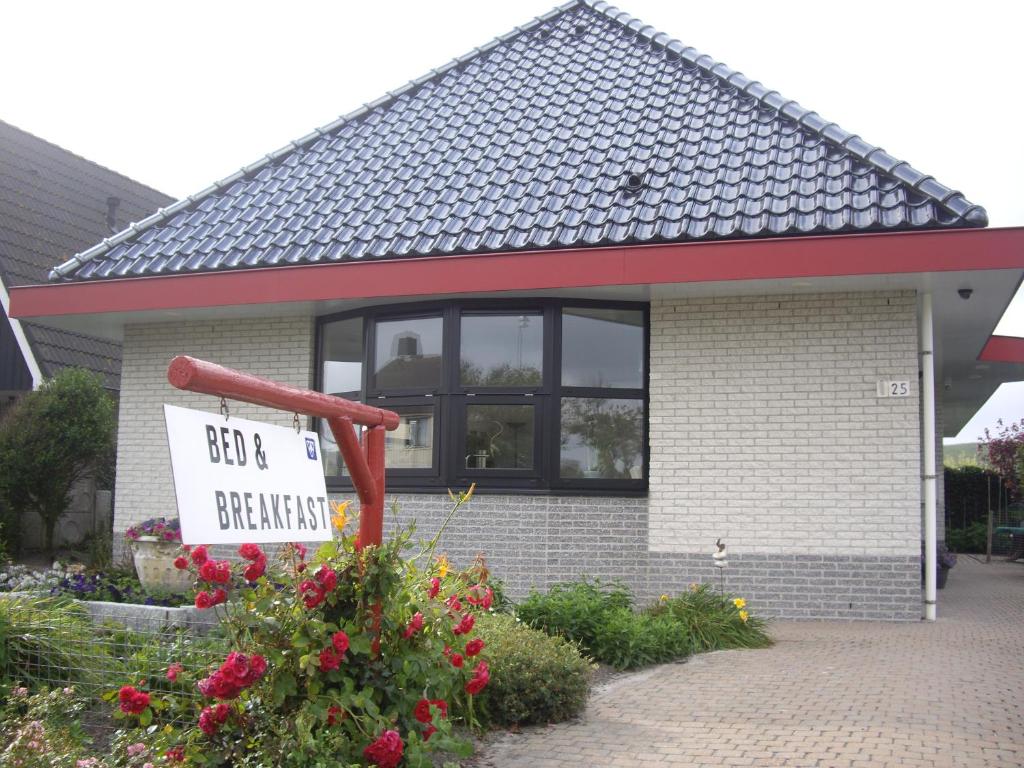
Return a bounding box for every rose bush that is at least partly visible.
[107,492,492,766]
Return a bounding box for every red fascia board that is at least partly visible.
[979,335,1024,363]
[9,226,1024,319]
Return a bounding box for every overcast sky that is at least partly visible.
[3,0,1022,442]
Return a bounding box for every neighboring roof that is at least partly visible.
[51,0,986,284]
[0,119,173,386]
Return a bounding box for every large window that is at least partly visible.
[316,300,647,494]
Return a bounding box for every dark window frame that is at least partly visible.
[314,298,648,495]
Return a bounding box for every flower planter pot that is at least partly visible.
[131,537,192,593]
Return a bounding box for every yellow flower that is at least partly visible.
[329,499,351,531]
[659,594,669,602]
[464,482,476,502]
[437,554,450,579]
[689,583,699,592]
[733,598,746,609]
[739,610,749,623]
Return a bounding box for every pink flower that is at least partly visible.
[465,638,484,657]
[166,662,184,682]
[127,743,147,757]
[427,577,440,599]
[402,611,424,639]
[449,652,464,668]
[118,685,150,715]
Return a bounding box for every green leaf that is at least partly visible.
[139,707,153,726]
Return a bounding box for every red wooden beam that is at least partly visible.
[167,355,398,549]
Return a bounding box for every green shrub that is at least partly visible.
[0,686,102,766]
[474,613,592,726]
[517,578,771,670]
[945,521,989,553]
[650,585,772,653]
[516,579,687,670]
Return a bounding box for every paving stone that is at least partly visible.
[475,558,1024,767]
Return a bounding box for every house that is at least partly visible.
[0,119,172,546]
[10,0,1024,618]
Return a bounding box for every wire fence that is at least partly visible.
[1,594,229,734]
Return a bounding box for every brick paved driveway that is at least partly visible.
[477,557,1024,767]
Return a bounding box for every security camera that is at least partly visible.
[958,288,973,300]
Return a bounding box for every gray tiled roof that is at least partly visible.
[53,0,985,283]
[0,119,172,386]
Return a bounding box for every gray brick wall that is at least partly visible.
[648,291,921,558]
[114,317,314,537]
[112,292,925,620]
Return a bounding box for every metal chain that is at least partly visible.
[220,397,229,421]
[293,412,301,433]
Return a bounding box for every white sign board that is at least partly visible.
[876,380,911,398]
[164,404,331,545]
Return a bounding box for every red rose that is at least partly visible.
[402,612,424,639]
[248,654,268,682]
[319,647,342,672]
[166,663,183,682]
[213,702,230,724]
[453,613,475,635]
[194,591,214,610]
[327,705,343,725]
[214,561,232,584]
[413,698,432,724]
[296,562,307,573]
[424,725,437,741]
[300,579,325,609]
[427,577,440,599]
[331,630,349,654]
[173,556,189,570]
[315,565,338,592]
[238,543,263,561]
[466,584,494,609]
[198,561,217,582]
[214,587,229,605]
[363,730,404,768]
[449,652,464,668]
[446,595,462,612]
[465,638,484,657]
[198,706,218,735]
[465,661,490,695]
[190,545,209,565]
[165,746,185,763]
[243,557,266,582]
[293,542,307,560]
[225,652,250,680]
[118,685,149,715]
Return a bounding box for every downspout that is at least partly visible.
[921,292,937,621]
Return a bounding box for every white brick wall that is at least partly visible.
[648,291,921,557]
[114,317,314,533]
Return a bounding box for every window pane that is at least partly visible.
[321,317,363,396]
[374,316,443,390]
[560,398,643,479]
[461,314,543,386]
[386,408,435,469]
[561,308,643,388]
[318,418,357,478]
[465,404,534,470]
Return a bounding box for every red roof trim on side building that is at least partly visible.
[9,226,1024,319]
[978,335,1024,363]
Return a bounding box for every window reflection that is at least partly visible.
[321,317,363,396]
[465,404,534,470]
[374,316,443,390]
[386,408,434,469]
[562,308,643,388]
[560,398,643,479]
[461,314,542,386]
